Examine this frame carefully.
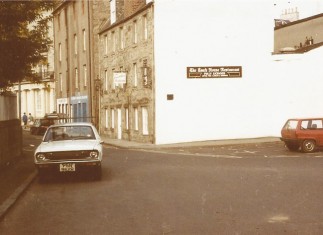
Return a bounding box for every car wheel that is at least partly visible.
[302,139,316,153]
[285,143,299,151]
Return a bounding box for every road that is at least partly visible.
[1,135,323,234]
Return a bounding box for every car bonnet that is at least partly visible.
[37,140,100,153]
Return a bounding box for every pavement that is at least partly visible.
[0,127,280,221]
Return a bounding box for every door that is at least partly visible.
[117,108,122,139]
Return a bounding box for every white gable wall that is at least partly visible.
[153,0,323,144]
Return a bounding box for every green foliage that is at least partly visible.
[0,1,55,88]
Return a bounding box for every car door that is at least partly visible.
[303,119,323,147]
[312,119,323,146]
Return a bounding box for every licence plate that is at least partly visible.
[59,163,75,172]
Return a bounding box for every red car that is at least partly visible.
[281,118,323,153]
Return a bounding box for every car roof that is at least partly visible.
[49,122,95,128]
[288,118,323,120]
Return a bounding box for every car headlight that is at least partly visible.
[36,153,46,161]
[89,151,99,159]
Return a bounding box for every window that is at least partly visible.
[134,107,138,131]
[133,20,138,44]
[83,29,86,51]
[119,27,124,50]
[111,109,115,129]
[142,107,149,135]
[301,120,323,129]
[143,59,148,86]
[75,68,78,89]
[110,0,116,24]
[59,43,62,62]
[83,65,87,87]
[105,109,109,128]
[59,73,63,92]
[105,70,108,91]
[104,34,108,55]
[73,1,76,17]
[57,13,61,31]
[133,63,138,87]
[112,68,115,89]
[74,34,78,55]
[143,15,148,41]
[112,31,116,52]
[125,108,129,130]
[143,67,148,86]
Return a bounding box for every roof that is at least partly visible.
[275,13,323,30]
[99,2,153,34]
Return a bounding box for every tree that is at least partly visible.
[0,1,55,89]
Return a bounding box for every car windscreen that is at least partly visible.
[44,126,96,142]
[283,120,298,130]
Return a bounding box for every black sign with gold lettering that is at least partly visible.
[187,66,242,79]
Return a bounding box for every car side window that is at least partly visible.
[301,120,323,130]
[311,120,323,129]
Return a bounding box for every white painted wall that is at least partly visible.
[153,0,323,144]
[11,81,56,120]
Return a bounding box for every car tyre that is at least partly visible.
[302,139,316,153]
[285,143,299,151]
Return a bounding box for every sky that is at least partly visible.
[273,0,323,19]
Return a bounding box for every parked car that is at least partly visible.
[30,112,68,135]
[30,118,55,135]
[34,122,103,180]
[281,118,323,153]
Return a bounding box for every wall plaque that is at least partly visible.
[187,66,242,79]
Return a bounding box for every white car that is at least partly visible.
[34,122,103,180]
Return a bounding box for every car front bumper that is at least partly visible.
[35,160,101,172]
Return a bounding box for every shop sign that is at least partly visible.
[187,66,242,79]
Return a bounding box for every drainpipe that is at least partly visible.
[87,1,93,125]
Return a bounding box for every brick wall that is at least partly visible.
[0,119,22,169]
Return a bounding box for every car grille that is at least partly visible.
[45,151,91,160]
